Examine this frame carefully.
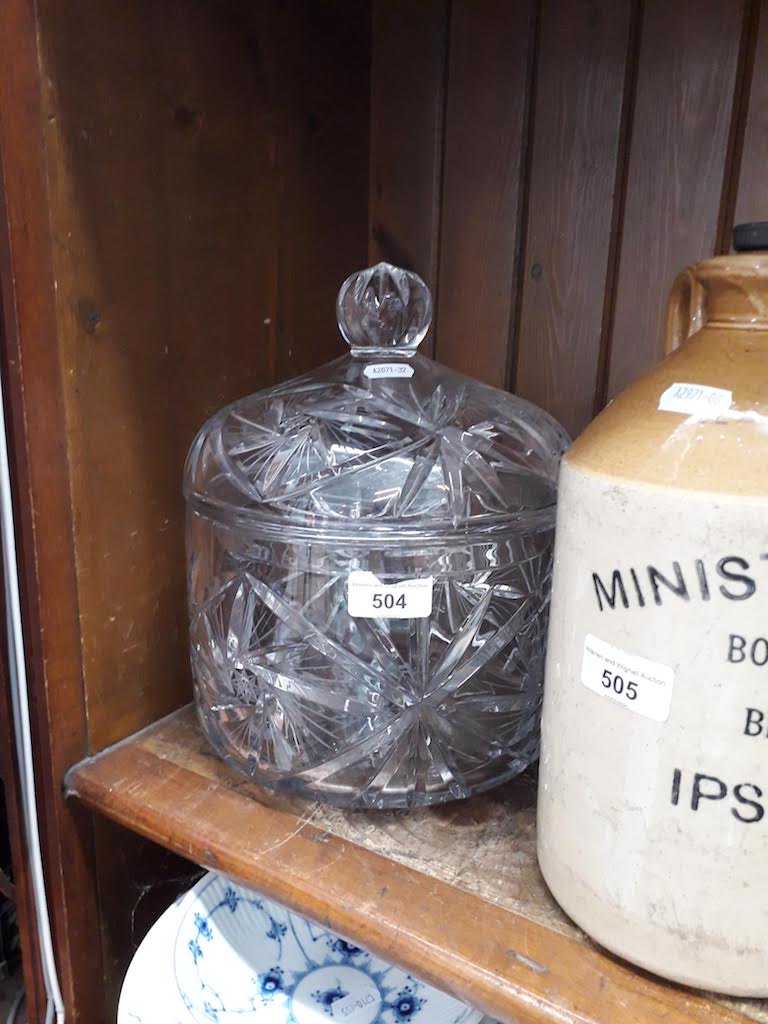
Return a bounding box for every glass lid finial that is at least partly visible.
[336,262,432,356]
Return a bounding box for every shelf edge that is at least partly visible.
[64,716,756,1024]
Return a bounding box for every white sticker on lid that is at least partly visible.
[363,363,414,379]
[347,570,433,618]
[658,382,732,417]
[581,634,674,722]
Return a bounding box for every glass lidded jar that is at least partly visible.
[184,263,569,809]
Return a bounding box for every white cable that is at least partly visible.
[0,365,64,1022]
[5,985,24,1024]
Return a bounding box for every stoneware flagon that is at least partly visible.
[537,223,768,995]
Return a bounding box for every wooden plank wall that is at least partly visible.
[370,0,766,439]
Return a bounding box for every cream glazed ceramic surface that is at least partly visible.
[538,251,768,995]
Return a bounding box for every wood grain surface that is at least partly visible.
[39,0,369,754]
[364,0,768,419]
[0,0,102,1016]
[435,0,534,387]
[369,0,448,355]
[515,0,634,435]
[606,0,745,396]
[66,706,768,1024]
[733,1,768,227]
[263,2,370,380]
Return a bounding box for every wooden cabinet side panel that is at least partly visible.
[0,0,101,1018]
[37,0,370,754]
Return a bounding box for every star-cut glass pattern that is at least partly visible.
[189,526,554,808]
[185,263,568,807]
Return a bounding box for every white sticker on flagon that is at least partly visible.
[363,363,414,379]
[581,634,674,722]
[658,382,732,417]
[347,570,433,618]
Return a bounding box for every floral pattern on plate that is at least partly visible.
[174,873,483,1024]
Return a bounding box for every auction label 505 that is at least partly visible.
[581,633,674,722]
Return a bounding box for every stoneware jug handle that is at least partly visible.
[665,267,706,353]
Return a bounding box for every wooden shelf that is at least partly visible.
[65,706,768,1024]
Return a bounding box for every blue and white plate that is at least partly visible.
[118,894,194,1024]
[174,873,484,1024]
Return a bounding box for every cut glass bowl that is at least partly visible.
[184,263,569,808]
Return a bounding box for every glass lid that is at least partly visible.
[184,263,570,540]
